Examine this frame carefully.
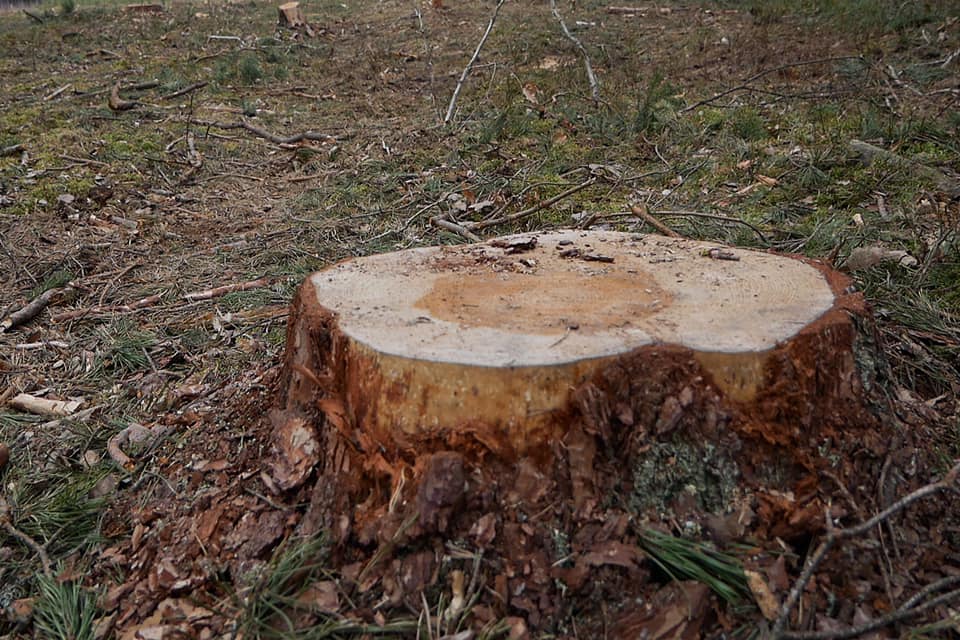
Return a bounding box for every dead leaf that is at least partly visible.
[537,56,562,70]
[582,540,643,569]
[297,581,340,613]
[745,569,779,620]
[469,513,497,547]
[522,82,540,105]
[613,581,710,639]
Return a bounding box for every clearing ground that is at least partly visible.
[1,0,959,637]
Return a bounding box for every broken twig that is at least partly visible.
[0,498,52,577]
[630,204,680,237]
[431,215,481,242]
[109,81,139,111]
[184,277,274,301]
[50,294,162,323]
[9,393,83,417]
[773,461,960,638]
[161,81,208,100]
[44,83,72,101]
[190,119,336,146]
[444,0,506,123]
[681,56,864,114]
[0,286,69,333]
[465,177,596,231]
[550,0,599,100]
[657,210,768,243]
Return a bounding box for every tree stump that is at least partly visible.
[270,229,881,618]
[277,1,314,36]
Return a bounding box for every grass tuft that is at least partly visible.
[638,528,750,604]
[33,574,98,640]
[95,320,158,376]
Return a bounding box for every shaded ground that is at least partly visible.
[1,0,959,637]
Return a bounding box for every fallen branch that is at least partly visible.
[656,210,768,243]
[50,293,162,323]
[14,340,69,351]
[431,215,481,242]
[0,286,69,333]
[23,8,44,23]
[681,56,864,114]
[0,497,52,577]
[161,81,208,100]
[773,461,960,638]
[630,203,680,237]
[550,0,600,100]
[465,177,596,231]
[190,119,336,146]
[184,277,273,301]
[444,0,506,123]
[9,392,83,417]
[44,83,72,101]
[781,580,960,639]
[109,81,139,111]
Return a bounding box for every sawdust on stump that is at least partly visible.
[263,229,885,630]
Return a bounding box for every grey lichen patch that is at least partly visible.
[629,439,740,516]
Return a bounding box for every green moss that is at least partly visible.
[630,439,740,515]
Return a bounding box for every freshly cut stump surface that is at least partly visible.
[278,230,850,461]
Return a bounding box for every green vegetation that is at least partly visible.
[33,575,98,640]
[638,528,750,604]
[236,535,417,638]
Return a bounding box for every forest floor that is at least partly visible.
[1,0,959,637]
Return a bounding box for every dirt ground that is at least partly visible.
[1,0,959,637]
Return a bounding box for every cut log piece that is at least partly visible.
[273,229,880,548]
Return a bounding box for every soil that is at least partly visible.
[1,0,959,638]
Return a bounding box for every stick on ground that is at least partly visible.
[464,177,596,231]
[630,204,680,237]
[0,287,69,333]
[772,461,960,638]
[190,119,337,146]
[550,0,599,100]
[109,81,139,111]
[444,0,506,124]
[431,215,481,242]
[184,276,274,301]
